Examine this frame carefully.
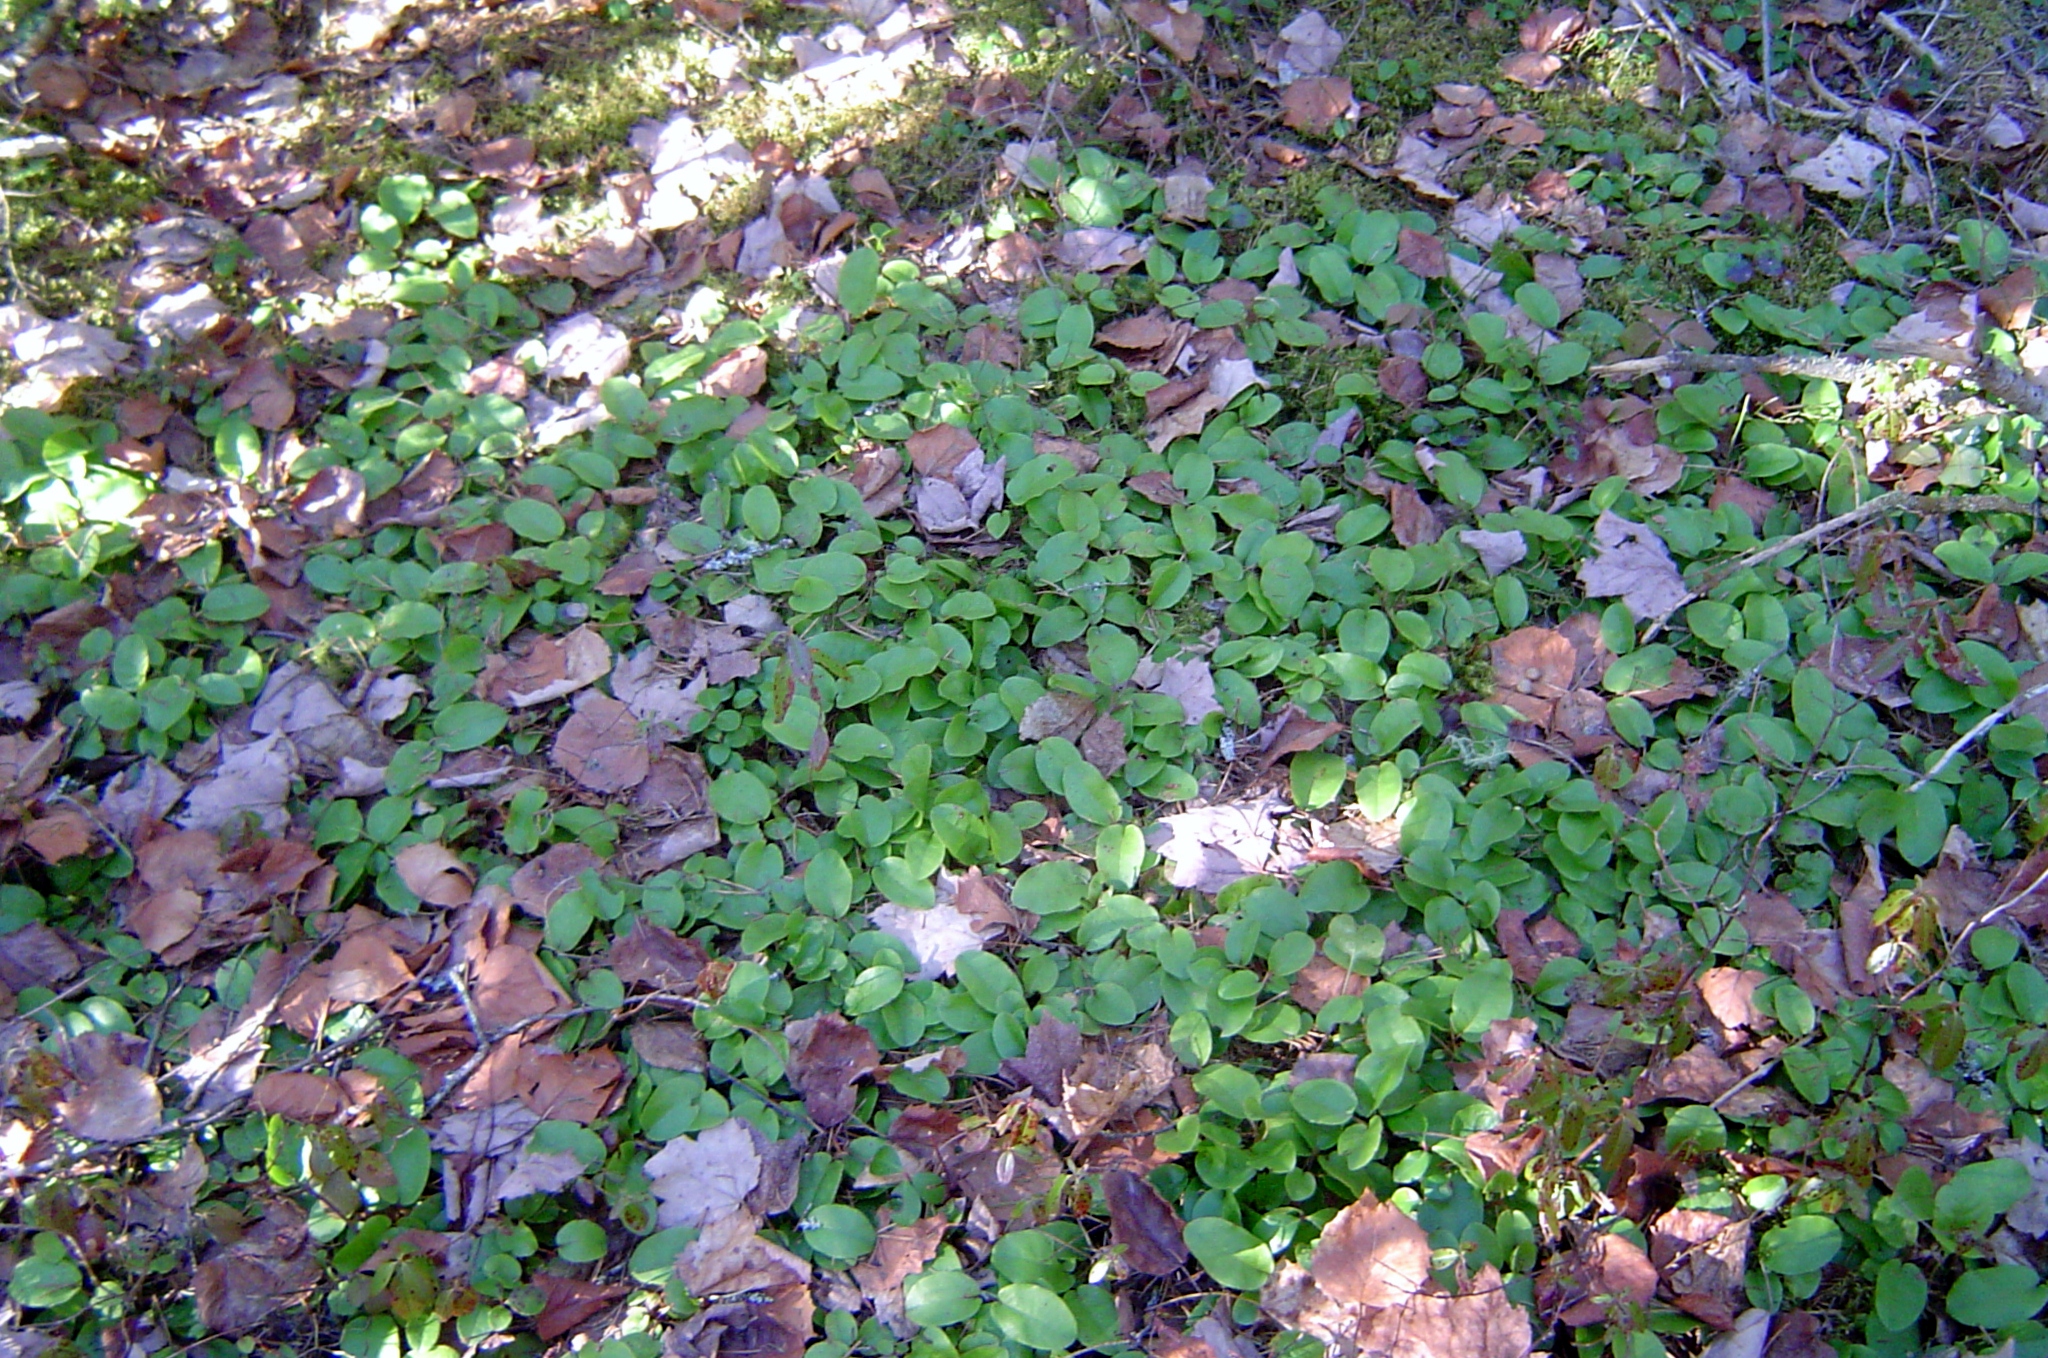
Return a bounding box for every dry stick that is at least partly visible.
[1875,9,1952,74]
[1907,676,2048,791]
[1593,345,2048,425]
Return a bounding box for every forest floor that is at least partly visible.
[4,0,2048,1356]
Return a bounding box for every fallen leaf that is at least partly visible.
[503,849,605,929]
[1499,51,1562,88]
[646,1118,762,1230]
[1104,1167,1189,1274]
[870,900,987,980]
[1280,77,1357,135]
[785,1013,880,1126]
[393,841,475,907]
[479,626,613,708]
[551,691,650,793]
[1149,793,1312,892]
[1519,7,1587,50]
[1124,0,1205,61]
[1134,654,1223,725]
[1460,528,1528,575]
[1578,512,1687,622]
[1787,132,1888,199]
[252,1071,351,1121]
[853,1214,947,1337]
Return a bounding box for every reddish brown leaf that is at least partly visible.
[1387,483,1441,547]
[1395,228,1448,278]
[1520,6,1588,50]
[534,1273,629,1343]
[393,841,474,907]
[1127,470,1186,505]
[1499,51,1563,88]
[1104,1168,1189,1274]
[1279,77,1356,135]
[511,842,608,919]
[252,1071,351,1121]
[551,691,649,793]
[1377,355,1427,406]
[786,1013,881,1126]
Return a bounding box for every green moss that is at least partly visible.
[2,151,158,323]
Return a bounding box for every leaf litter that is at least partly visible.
[8,1,2048,1355]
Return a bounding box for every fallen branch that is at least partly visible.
[1592,346,2048,425]
[1636,487,2033,639]
[1908,676,2048,791]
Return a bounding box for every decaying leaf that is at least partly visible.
[870,900,988,980]
[646,1118,762,1229]
[551,691,650,793]
[1263,1190,1533,1358]
[1786,132,1888,199]
[786,1013,881,1126]
[1124,0,1205,61]
[1577,512,1688,622]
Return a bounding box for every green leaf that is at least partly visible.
[1515,282,1561,330]
[201,581,271,623]
[1291,1077,1359,1126]
[556,1219,608,1263]
[1948,1264,2048,1330]
[504,498,567,542]
[710,769,774,823]
[1875,1259,1928,1332]
[1759,1216,1841,1276]
[1061,760,1123,825]
[1536,341,1591,384]
[838,247,881,315]
[433,701,509,752]
[992,1283,1078,1351]
[379,174,433,226]
[905,1268,984,1328]
[1450,959,1515,1035]
[804,1204,878,1263]
[1935,1157,2033,1234]
[806,847,854,916]
[1183,1217,1273,1291]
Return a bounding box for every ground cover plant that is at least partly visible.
[2,0,2048,1355]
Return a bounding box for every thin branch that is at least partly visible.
[1907,677,2048,791]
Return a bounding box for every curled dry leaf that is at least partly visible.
[853,1214,947,1338]
[1577,512,1688,622]
[479,626,614,709]
[1104,1167,1189,1274]
[393,841,475,907]
[1123,0,1206,61]
[551,691,650,794]
[786,1013,881,1126]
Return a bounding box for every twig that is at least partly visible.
[1907,677,2048,791]
[0,0,78,83]
[1874,9,1951,74]
[1595,346,2048,426]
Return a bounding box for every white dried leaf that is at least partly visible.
[646,1118,762,1230]
[870,900,986,980]
[1275,9,1344,81]
[1786,132,1888,199]
[1577,511,1688,622]
[543,313,631,384]
[1459,528,1528,576]
[1389,133,1458,202]
[1148,793,1309,893]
